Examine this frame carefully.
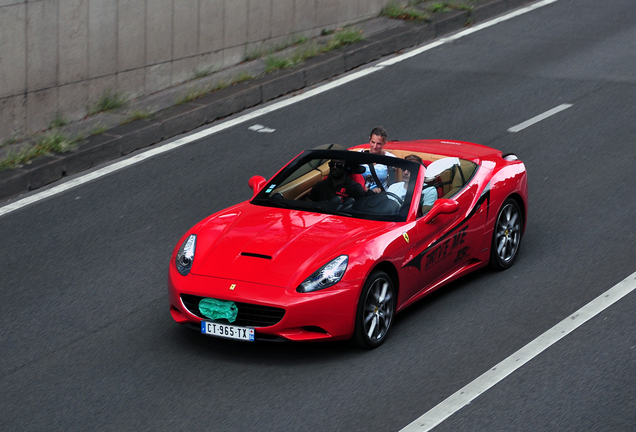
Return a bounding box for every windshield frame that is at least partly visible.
[250,149,423,222]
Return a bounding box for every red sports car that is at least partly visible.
[168,140,527,348]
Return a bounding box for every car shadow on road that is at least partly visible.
[166,321,364,365]
[164,267,508,365]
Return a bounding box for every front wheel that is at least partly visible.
[489,198,523,270]
[353,271,396,349]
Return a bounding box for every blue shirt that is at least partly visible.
[421,185,437,206]
[361,151,395,190]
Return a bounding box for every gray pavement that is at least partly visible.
[2,0,635,430]
[0,0,534,202]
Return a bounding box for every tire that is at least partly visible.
[489,198,523,270]
[353,271,396,349]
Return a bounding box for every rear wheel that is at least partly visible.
[353,271,395,349]
[490,198,523,270]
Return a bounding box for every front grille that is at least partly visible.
[180,294,285,327]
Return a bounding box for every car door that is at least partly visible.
[420,182,486,280]
[401,181,485,303]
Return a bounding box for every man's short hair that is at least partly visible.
[405,154,423,165]
[369,127,387,141]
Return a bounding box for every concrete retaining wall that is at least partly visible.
[0,0,386,141]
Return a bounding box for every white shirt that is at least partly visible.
[386,182,438,207]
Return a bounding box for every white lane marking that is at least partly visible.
[508,103,573,133]
[399,271,636,432]
[379,0,560,67]
[0,0,559,218]
[249,124,276,133]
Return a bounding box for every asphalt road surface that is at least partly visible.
[1,0,634,431]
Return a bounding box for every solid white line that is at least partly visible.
[508,103,573,133]
[0,0,559,218]
[399,270,636,432]
[378,0,560,67]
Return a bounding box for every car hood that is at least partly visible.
[190,203,389,287]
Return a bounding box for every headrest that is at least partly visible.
[425,157,460,182]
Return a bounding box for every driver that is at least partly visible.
[309,159,365,202]
[387,154,420,201]
[386,154,437,207]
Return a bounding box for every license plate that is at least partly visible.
[201,321,255,341]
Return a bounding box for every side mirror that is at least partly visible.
[421,199,459,224]
[248,175,267,197]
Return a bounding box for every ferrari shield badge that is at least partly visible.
[402,232,410,243]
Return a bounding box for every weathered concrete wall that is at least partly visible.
[0,0,387,141]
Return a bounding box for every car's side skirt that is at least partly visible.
[397,258,488,313]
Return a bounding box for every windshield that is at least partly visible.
[251,149,423,222]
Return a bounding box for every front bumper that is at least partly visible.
[168,267,363,342]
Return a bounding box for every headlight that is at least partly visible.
[175,234,197,276]
[297,255,348,293]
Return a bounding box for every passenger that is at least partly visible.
[360,127,395,193]
[309,159,365,202]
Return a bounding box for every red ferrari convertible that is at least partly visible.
[168,140,527,348]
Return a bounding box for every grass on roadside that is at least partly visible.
[88,90,128,116]
[245,35,310,62]
[325,28,364,50]
[192,67,216,80]
[175,71,256,104]
[123,109,153,124]
[49,114,69,129]
[1,136,20,148]
[90,124,109,136]
[264,27,364,73]
[427,1,473,13]
[380,2,429,20]
[0,131,80,171]
[381,1,473,20]
[179,27,364,99]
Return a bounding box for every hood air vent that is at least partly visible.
[241,252,272,260]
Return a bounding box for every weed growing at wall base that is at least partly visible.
[49,114,69,129]
[88,90,128,116]
[175,72,256,105]
[381,0,474,20]
[381,2,429,20]
[0,132,79,171]
[264,28,364,73]
[123,110,153,124]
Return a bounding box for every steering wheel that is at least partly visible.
[384,192,404,206]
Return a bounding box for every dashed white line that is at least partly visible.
[248,124,276,133]
[0,0,560,218]
[399,270,636,432]
[508,103,573,133]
